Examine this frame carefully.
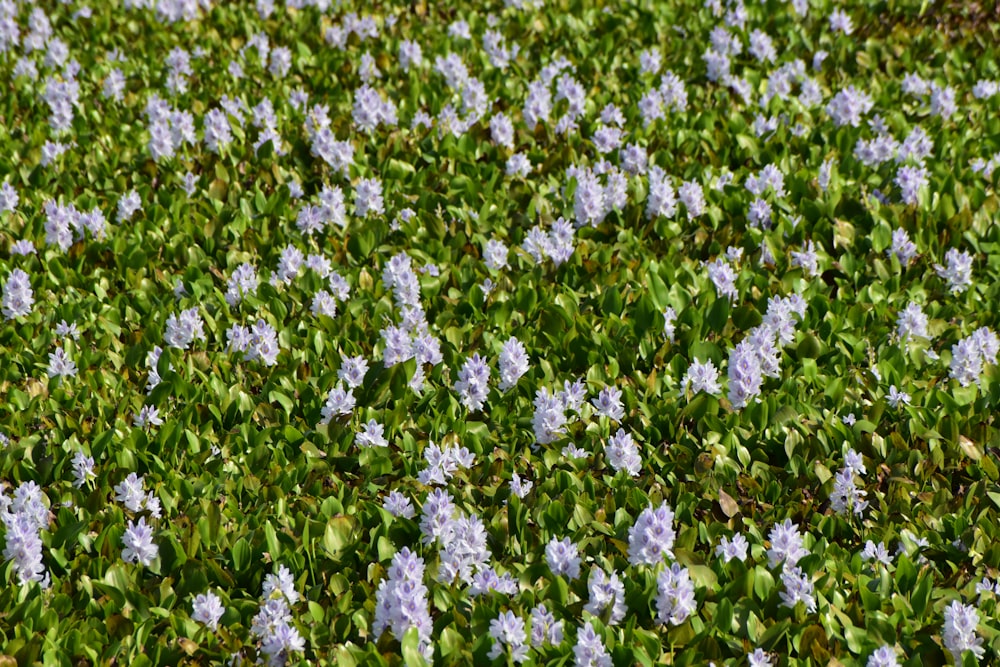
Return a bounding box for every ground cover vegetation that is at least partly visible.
[1,0,1000,665]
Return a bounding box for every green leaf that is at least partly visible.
[706,297,729,333]
[647,269,669,310]
[844,624,868,654]
[401,627,428,667]
[715,597,733,632]
[896,555,917,593]
[910,573,932,619]
[232,538,251,572]
[323,516,358,560]
[264,521,281,560]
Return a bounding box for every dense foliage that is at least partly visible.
[1,0,1000,665]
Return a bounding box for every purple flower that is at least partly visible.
[226,263,259,306]
[678,180,705,218]
[530,604,564,648]
[533,387,568,444]
[886,385,910,408]
[263,564,299,605]
[826,85,874,127]
[766,519,809,568]
[584,568,626,625]
[545,537,581,579]
[355,419,388,448]
[716,533,749,563]
[682,358,722,396]
[949,327,998,387]
[895,165,929,205]
[861,541,892,566]
[2,269,33,320]
[627,503,676,566]
[0,182,18,213]
[749,649,774,667]
[727,340,763,409]
[707,258,737,301]
[779,565,817,612]
[133,405,163,429]
[163,308,206,349]
[455,353,491,412]
[656,563,696,625]
[2,510,47,584]
[417,442,474,486]
[383,491,414,519]
[338,355,369,389]
[71,450,95,488]
[484,239,510,272]
[47,347,77,379]
[645,166,677,219]
[321,378,357,419]
[438,513,490,585]
[942,601,984,664]
[663,307,678,342]
[510,472,532,499]
[374,548,433,661]
[620,143,648,175]
[354,177,384,218]
[506,153,532,178]
[192,592,225,630]
[866,645,900,667]
[268,46,292,78]
[605,429,641,476]
[934,248,973,293]
[591,386,624,421]
[897,302,930,342]
[352,84,396,133]
[488,611,529,663]
[573,622,611,667]
[498,338,530,391]
[828,9,854,34]
[122,517,158,566]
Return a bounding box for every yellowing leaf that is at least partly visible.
[719,489,739,518]
[959,436,982,461]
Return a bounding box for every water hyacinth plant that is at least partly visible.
[0,0,999,665]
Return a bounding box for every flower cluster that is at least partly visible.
[488,611,529,663]
[227,319,280,366]
[163,307,206,349]
[249,566,306,667]
[1,482,50,585]
[416,441,475,486]
[573,623,612,667]
[948,327,999,387]
[497,337,530,391]
[942,601,984,665]
[374,548,433,661]
[830,448,868,517]
[604,428,641,476]
[627,503,676,566]
[655,563,697,625]
[584,568,627,625]
[454,353,491,412]
[2,269,33,320]
[767,519,810,569]
[546,537,582,579]
[122,517,158,567]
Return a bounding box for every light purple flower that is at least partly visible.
[122,517,158,566]
[192,592,225,630]
[591,386,624,421]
